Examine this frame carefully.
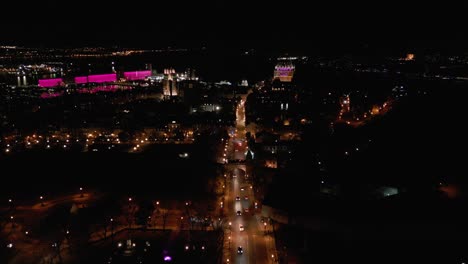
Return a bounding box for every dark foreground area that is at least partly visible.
[0,144,219,201]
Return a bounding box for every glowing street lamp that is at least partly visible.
[40,196,44,206]
[79,187,84,198]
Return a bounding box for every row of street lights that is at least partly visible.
[7,187,87,209]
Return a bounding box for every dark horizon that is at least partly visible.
[2,1,468,53]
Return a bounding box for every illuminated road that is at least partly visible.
[222,96,275,264]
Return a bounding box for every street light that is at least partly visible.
[40,196,44,206]
[79,187,84,198]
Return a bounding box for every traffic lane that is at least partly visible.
[230,227,249,264]
[235,210,270,264]
[231,168,248,263]
[235,178,259,264]
[250,229,270,264]
[230,197,248,262]
[241,192,269,264]
[246,217,267,264]
[230,210,251,264]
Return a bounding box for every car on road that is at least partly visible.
[237,246,243,254]
[239,225,244,231]
[244,196,248,200]
[240,187,244,191]
[236,196,240,201]
[244,208,249,213]
[237,210,242,216]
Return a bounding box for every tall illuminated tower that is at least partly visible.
[163,68,178,97]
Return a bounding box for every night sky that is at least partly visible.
[1,1,468,51]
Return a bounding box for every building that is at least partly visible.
[273,62,295,82]
[163,68,178,97]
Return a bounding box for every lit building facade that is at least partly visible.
[163,68,178,97]
[273,63,295,82]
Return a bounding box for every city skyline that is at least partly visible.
[1,3,467,263]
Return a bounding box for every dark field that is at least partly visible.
[0,144,220,202]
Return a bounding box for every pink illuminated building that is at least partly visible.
[38,78,63,88]
[87,73,117,83]
[75,76,88,84]
[124,70,152,81]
